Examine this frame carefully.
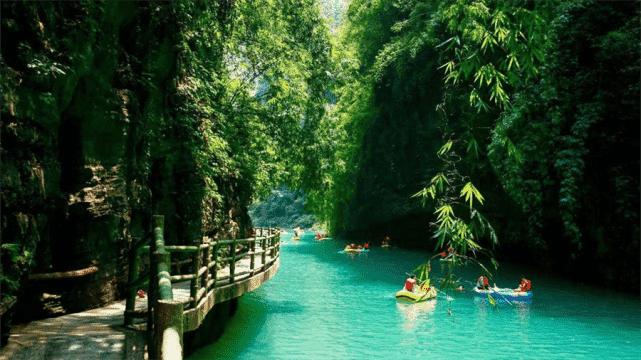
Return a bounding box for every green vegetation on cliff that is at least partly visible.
[1,0,334,336]
[301,0,639,292]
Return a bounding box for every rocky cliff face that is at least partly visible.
[339,59,445,246]
[249,188,317,229]
[1,1,251,330]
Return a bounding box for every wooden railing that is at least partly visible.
[124,215,281,359]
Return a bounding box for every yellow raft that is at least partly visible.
[395,283,437,302]
[293,237,301,241]
[344,246,368,252]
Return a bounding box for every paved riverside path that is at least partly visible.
[0,247,275,360]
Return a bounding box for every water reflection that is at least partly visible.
[513,301,531,323]
[396,300,437,331]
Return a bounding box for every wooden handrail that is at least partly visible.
[125,219,281,360]
[29,266,99,280]
[165,246,199,253]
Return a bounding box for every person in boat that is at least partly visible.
[350,243,357,249]
[383,236,390,246]
[363,242,369,250]
[446,246,458,259]
[476,275,490,290]
[404,275,417,292]
[515,277,531,292]
[316,233,321,240]
[294,229,299,237]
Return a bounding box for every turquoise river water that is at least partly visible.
[189,233,640,359]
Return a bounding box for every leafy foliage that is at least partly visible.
[304,0,639,292]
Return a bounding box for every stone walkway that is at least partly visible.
[0,247,276,360]
[0,301,145,360]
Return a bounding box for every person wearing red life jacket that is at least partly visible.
[405,275,417,292]
[476,275,490,290]
[364,242,369,250]
[516,277,531,292]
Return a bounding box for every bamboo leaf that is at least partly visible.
[491,258,499,270]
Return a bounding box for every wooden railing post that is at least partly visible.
[261,235,266,271]
[156,251,173,301]
[230,239,236,283]
[250,237,256,275]
[150,216,163,325]
[202,245,210,292]
[268,227,273,260]
[125,239,142,326]
[190,250,200,309]
[157,300,184,360]
[149,215,165,360]
[212,241,218,288]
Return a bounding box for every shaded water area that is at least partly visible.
[189,233,640,359]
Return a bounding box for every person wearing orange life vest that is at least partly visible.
[516,277,531,292]
[404,275,417,292]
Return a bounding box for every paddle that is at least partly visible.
[487,293,497,307]
[491,285,514,306]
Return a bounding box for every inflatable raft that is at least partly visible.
[292,237,301,242]
[344,246,368,253]
[396,285,438,302]
[473,287,532,301]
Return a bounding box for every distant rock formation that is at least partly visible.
[249,187,317,229]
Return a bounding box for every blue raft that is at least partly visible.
[473,287,533,301]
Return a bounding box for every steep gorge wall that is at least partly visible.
[338,2,639,292]
[1,0,250,331]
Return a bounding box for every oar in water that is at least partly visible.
[492,287,513,306]
[487,293,497,307]
[487,293,503,316]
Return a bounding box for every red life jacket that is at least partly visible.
[520,279,531,291]
[364,244,369,249]
[405,279,415,291]
[483,277,489,286]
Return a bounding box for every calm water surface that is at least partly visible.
[188,233,640,359]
